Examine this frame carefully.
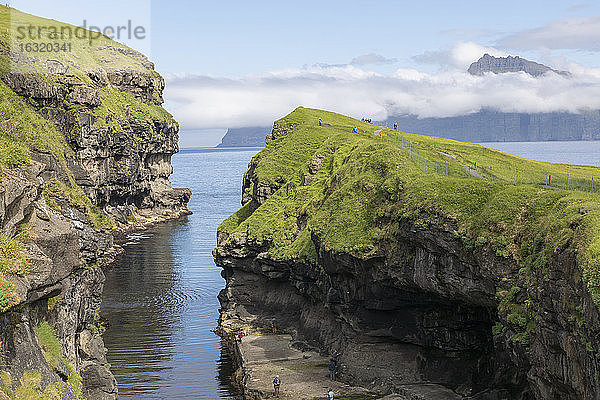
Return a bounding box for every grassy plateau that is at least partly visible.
[218,106,600,310]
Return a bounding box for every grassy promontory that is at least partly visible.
[218,106,600,307]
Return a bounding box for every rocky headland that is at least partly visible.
[218,127,269,148]
[215,107,600,400]
[0,6,189,399]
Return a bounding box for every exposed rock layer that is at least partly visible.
[0,60,190,400]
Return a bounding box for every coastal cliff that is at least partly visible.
[218,127,269,148]
[215,107,600,399]
[0,6,189,399]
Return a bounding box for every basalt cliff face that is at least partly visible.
[0,6,189,399]
[215,107,600,400]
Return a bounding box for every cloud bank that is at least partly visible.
[164,43,600,130]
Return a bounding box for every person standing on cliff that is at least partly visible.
[272,318,277,334]
[328,388,334,400]
[319,117,322,126]
[328,358,336,380]
[273,375,281,396]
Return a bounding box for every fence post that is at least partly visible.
[491,166,493,182]
[445,161,448,176]
[426,160,428,173]
[593,177,595,192]
[567,173,570,190]
[516,168,519,185]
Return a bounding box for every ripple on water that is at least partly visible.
[102,149,260,399]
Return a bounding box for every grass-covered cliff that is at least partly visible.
[216,106,600,399]
[218,106,600,303]
[0,5,189,400]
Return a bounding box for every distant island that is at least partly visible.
[384,54,597,142]
[217,127,269,147]
[223,55,599,144]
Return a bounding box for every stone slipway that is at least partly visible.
[233,333,377,400]
[231,333,463,400]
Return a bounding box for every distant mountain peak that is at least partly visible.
[468,54,570,77]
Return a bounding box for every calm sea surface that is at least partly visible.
[101,141,600,399]
[102,148,261,399]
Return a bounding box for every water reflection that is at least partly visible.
[102,148,260,399]
[102,222,184,396]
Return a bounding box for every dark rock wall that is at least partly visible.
[3,70,190,224]
[385,110,600,143]
[0,163,118,399]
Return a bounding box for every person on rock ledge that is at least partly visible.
[328,358,336,380]
[328,388,334,400]
[273,375,281,397]
[272,318,277,334]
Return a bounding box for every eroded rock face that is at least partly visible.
[0,164,118,399]
[216,157,600,400]
[2,68,190,225]
[0,53,190,398]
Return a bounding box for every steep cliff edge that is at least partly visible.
[0,6,189,399]
[215,107,600,399]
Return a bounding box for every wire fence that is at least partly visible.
[372,128,600,194]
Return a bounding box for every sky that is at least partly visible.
[11,0,600,147]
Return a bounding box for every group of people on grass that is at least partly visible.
[318,117,399,134]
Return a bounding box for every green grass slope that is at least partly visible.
[0,5,154,77]
[0,4,174,170]
[218,106,600,306]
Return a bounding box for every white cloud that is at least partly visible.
[164,49,600,130]
[498,16,600,51]
[413,41,508,69]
